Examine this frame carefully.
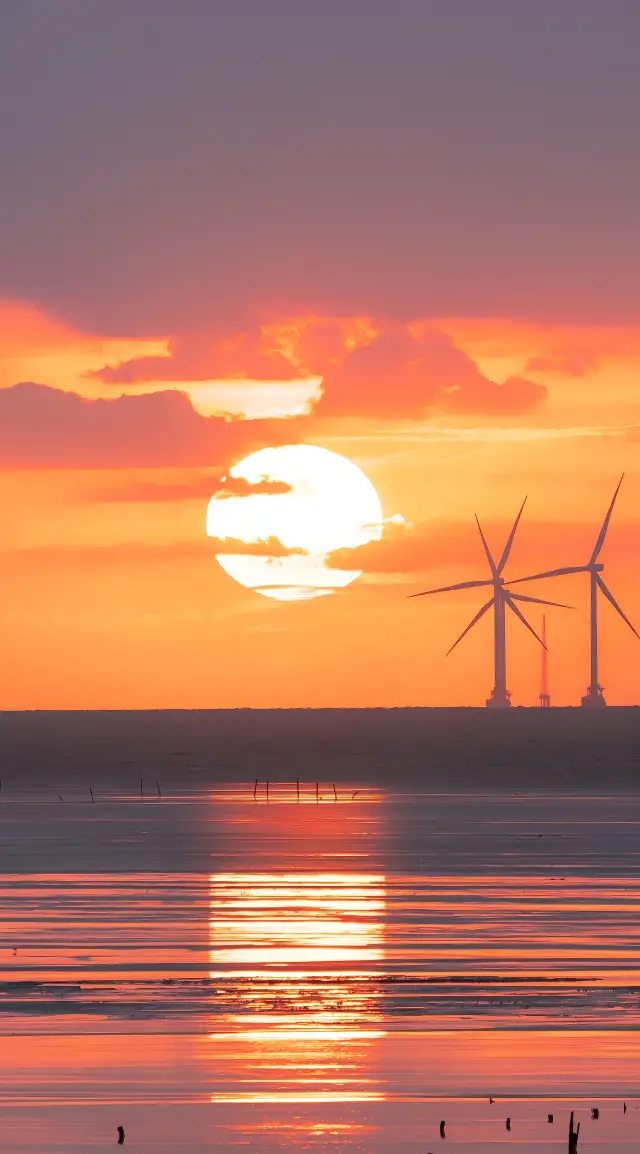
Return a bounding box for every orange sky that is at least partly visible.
[1,300,639,708]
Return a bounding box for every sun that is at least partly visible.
[206,445,383,601]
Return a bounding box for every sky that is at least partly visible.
[2,0,640,708]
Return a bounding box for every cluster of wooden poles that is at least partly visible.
[433,1104,621,1149]
[253,778,358,801]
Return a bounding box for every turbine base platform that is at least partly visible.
[486,690,512,709]
[581,688,607,708]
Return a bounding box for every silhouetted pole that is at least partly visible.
[540,615,550,706]
[568,1110,579,1153]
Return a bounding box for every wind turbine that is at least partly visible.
[508,475,639,708]
[409,499,571,708]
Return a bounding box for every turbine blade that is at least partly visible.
[507,565,588,585]
[497,497,527,575]
[408,579,494,599]
[596,575,640,640]
[504,592,545,647]
[475,514,497,576]
[591,474,624,563]
[509,591,574,609]
[446,597,495,656]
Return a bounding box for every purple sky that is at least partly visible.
[1,0,639,333]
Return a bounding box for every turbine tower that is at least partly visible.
[539,615,550,707]
[409,500,571,709]
[508,475,639,708]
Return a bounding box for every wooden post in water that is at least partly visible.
[568,1111,580,1153]
[439,1120,445,1138]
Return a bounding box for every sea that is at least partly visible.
[1,708,640,1153]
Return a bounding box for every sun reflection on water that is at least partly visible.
[208,872,387,1103]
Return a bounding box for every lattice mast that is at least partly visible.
[539,614,550,707]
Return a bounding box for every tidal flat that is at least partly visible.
[1,709,640,1152]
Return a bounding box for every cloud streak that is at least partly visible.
[209,536,306,557]
[327,518,640,576]
[90,330,305,384]
[91,474,292,503]
[0,382,295,469]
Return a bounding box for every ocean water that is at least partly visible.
[2,712,640,1151]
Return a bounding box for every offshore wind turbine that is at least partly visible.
[409,499,571,708]
[508,474,639,708]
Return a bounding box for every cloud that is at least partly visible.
[525,355,598,377]
[0,382,294,469]
[216,475,292,498]
[208,536,306,557]
[90,330,304,384]
[327,519,436,574]
[9,540,215,562]
[327,517,640,576]
[91,474,292,503]
[316,330,548,418]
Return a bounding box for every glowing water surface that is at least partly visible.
[2,787,640,1151]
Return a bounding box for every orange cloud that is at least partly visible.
[525,355,598,377]
[316,329,547,418]
[90,330,304,384]
[0,383,295,469]
[327,518,640,576]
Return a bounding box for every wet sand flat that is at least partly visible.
[2,712,640,1150]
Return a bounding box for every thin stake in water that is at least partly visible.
[89,787,95,803]
[333,783,338,801]
[253,778,258,800]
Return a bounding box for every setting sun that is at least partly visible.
[206,445,384,602]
